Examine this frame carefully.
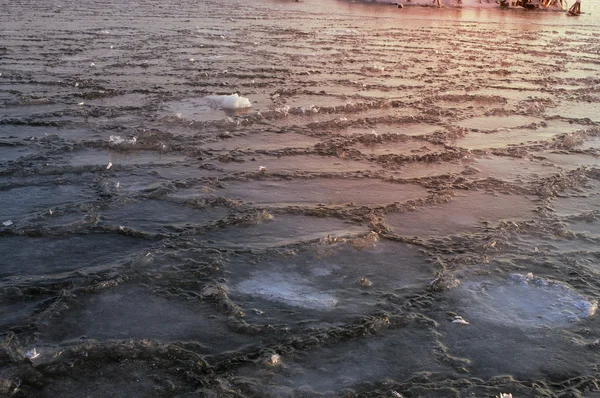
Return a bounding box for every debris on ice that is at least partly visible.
[453,315,469,325]
[301,104,319,114]
[275,105,290,116]
[205,93,252,109]
[106,162,113,170]
[358,277,373,288]
[2,220,13,227]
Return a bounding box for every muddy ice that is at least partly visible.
[1,0,600,396]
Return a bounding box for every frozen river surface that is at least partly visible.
[1,0,600,396]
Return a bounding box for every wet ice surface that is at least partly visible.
[453,121,581,149]
[470,155,562,182]
[0,183,95,221]
[176,178,429,207]
[235,327,448,396]
[100,199,230,233]
[198,214,368,248]
[38,284,255,354]
[386,191,538,238]
[3,0,600,396]
[204,154,383,174]
[0,234,153,280]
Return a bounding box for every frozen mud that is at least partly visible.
[2,0,600,396]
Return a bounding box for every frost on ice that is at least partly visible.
[235,271,338,311]
[450,273,597,328]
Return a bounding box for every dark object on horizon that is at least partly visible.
[517,0,540,9]
[568,0,581,14]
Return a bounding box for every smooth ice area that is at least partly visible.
[38,285,255,353]
[227,239,434,322]
[198,214,368,248]
[235,327,447,396]
[386,191,537,238]
[184,179,429,207]
[0,234,152,280]
[101,200,229,233]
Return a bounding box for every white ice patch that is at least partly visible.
[109,135,137,145]
[454,274,597,328]
[235,271,338,310]
[205,93,252,109]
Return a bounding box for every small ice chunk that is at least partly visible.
[109,135,137,145]
[453,315,469,325]
[268,354,281,365]
[90,62,95,67]
[25,348,40,360]
[205,93,252,109]
[258,166,266,172]
[106,162,112,170]
[3,220,13,226]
